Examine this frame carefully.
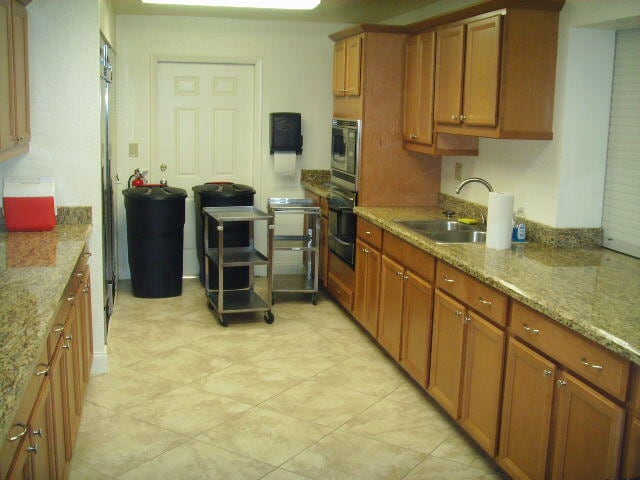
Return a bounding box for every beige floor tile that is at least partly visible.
[116,439,274,480]
[313,351,406,398]
[194,363,302,404]
[68,461,115,480]
[403,456,506,480]
[261,469,314,480]
[385,380,432,406]
[185,329,285,361]
[340,398,455,454]
[282,430,425,480]
[128,346,232,384]
[84,366,177,411]
[431,431,491,466]
[122,384,252,436]
[245,342,346,379]
[73,410,187,477]
[260,379,379,429]
[198,407,331,465]
[293,326,375,357]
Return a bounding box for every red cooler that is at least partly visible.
[3,176,56,231]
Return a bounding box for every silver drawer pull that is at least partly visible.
[66,295,75,303]
[35,365,50,377]
[543,369,552,377]
[581,358,604,371]
[443,275,455,283]
[396,271,403,276]
[365,230,371,235]
[8,424,28,442]
[53,324,65,333]
[557,379,567,387]
[455,311,463,317]
[523,324,540,335]
[32,428,43,437]
[478,297,492,305]
[26,443,39,454]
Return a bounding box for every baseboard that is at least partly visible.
[90,351,109,375]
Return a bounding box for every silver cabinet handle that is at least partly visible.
[451,115,459,121]
[76,271,85,278]
[8,424,28,442]
[455,311,463,317]
[464,315,471,323]
[478,297,492,305]
[409,134,417,139]
[53,324,65,333]
[443,275,455,283]
[581,358,604,371]
[26,443,39,454]
[365,230,371,236]
[66,295,75,303]
[403,275,409,281]
[523,324,540,335]
[63,344,71,349]
[557,379,567,387]
[396,271,403,276]
[65,334,73,341]
[32,428,43,437]
[363,248,369,254]
[35,365,49,377]
[543,369,553,377]
[460,115,467,121]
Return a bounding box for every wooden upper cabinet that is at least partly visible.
[434,8,559,139]
[11,0,28,144]
[550,371,624,480]
[0,0,14,151]
[333,35,361,97]
[403,32,434,144]
[462,15,501,127]
[434,24,465,126]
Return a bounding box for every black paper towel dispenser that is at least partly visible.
[270,112,303,155]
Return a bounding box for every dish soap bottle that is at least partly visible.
[512,208,527,242]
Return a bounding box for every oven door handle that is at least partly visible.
[331,234,353,247]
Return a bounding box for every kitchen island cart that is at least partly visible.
[268,198,321,304]
[203,206,274,326]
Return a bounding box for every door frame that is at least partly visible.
[149,55,263,203]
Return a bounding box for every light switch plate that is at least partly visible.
[455,162,463,181]
[129,143,138,157]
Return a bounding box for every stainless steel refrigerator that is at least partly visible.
[100,37,117,332]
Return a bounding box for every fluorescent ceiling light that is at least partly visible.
[141,0,321,9]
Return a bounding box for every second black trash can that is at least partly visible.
[193,182,255,290]
[123,185,187,298]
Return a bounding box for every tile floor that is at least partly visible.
[69,278,507,480]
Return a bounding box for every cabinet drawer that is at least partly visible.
[357,217,382,249]
[383,233,435,282]
[510,301,630,401]
[327,272,353,312]
[436,261,507,326]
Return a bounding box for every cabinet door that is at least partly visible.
[332,40,346,96]
[623,417,640,479]
[403,31,436,145]
[400,270,433,388]
[344,35,361,96]
[62,319,80,458]
[80,268,93,383]
[378,255,404,360]
[28,381,56,480]
[10,0,28,144]
[0,0,14,150]
[459,311,505,455]
[434,24,464,125]
[462,15,501,127]
[498,338,555,480]
[49,339,68,479]
[354,239,367,324]
[551,371,624,480]
[428,290,465,417]
[362,246,380,337]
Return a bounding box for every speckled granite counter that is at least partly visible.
[0,224,91,442]
[301,179,331,198]
[355,206,640,366]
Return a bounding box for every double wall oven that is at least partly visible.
[329,118,361,267]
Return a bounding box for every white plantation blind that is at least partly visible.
[602,28,640,258]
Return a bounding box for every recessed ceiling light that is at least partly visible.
[141,0,321,9]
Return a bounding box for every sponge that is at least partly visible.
[458,218,479,225]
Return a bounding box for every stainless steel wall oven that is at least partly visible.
[331,118,360,192]
[328,186,356,267]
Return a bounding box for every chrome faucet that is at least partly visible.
[455,177,494,194]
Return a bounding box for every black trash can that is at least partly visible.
[193,182,255,290]
[123,185,187,298]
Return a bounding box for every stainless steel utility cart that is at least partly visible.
[267,198,320,304]
[203,206,274,326]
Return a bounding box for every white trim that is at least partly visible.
[90,351,109,375]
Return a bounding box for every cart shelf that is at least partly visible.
[206,247,269,266]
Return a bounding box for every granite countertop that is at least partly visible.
[355,206,640,366]
[0,224,91,442]
[301,180,331,198]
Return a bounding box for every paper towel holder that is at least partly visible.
[270,112,303,155]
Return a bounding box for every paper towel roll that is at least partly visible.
[486,192,514,250]
[274,151,296,176]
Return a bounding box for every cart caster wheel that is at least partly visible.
[311,293,317,305]
[264,312,274,324]
[219,315,228,327]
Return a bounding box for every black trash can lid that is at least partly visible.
[123,185,187,200]
[192,182,255,197]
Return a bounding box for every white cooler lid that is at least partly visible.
[3,176,57,212]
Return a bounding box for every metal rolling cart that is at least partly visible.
[268,198,320,304]
[203,206,274,326]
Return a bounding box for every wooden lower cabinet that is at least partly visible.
[550,371,624,480]
[27,382,56,480]
[459,311,505,455]
[353,238,381,337]
[498,338,556,480]
[377,255,405,360]
[623,417,640,478]
[399,270,433,388]
[428,290,466,416]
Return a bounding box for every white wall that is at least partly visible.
[0,0,108,372]
[115,15,347,277]
[386,0,639,228]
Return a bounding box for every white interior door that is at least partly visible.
[156,62,255,276]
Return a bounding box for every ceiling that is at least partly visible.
[111,0,441,24]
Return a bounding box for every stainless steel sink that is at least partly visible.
[395,219,486,243]
[395,219,478,232]
[424,230,487,244]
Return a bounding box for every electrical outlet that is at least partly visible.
[455,162,463,181]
